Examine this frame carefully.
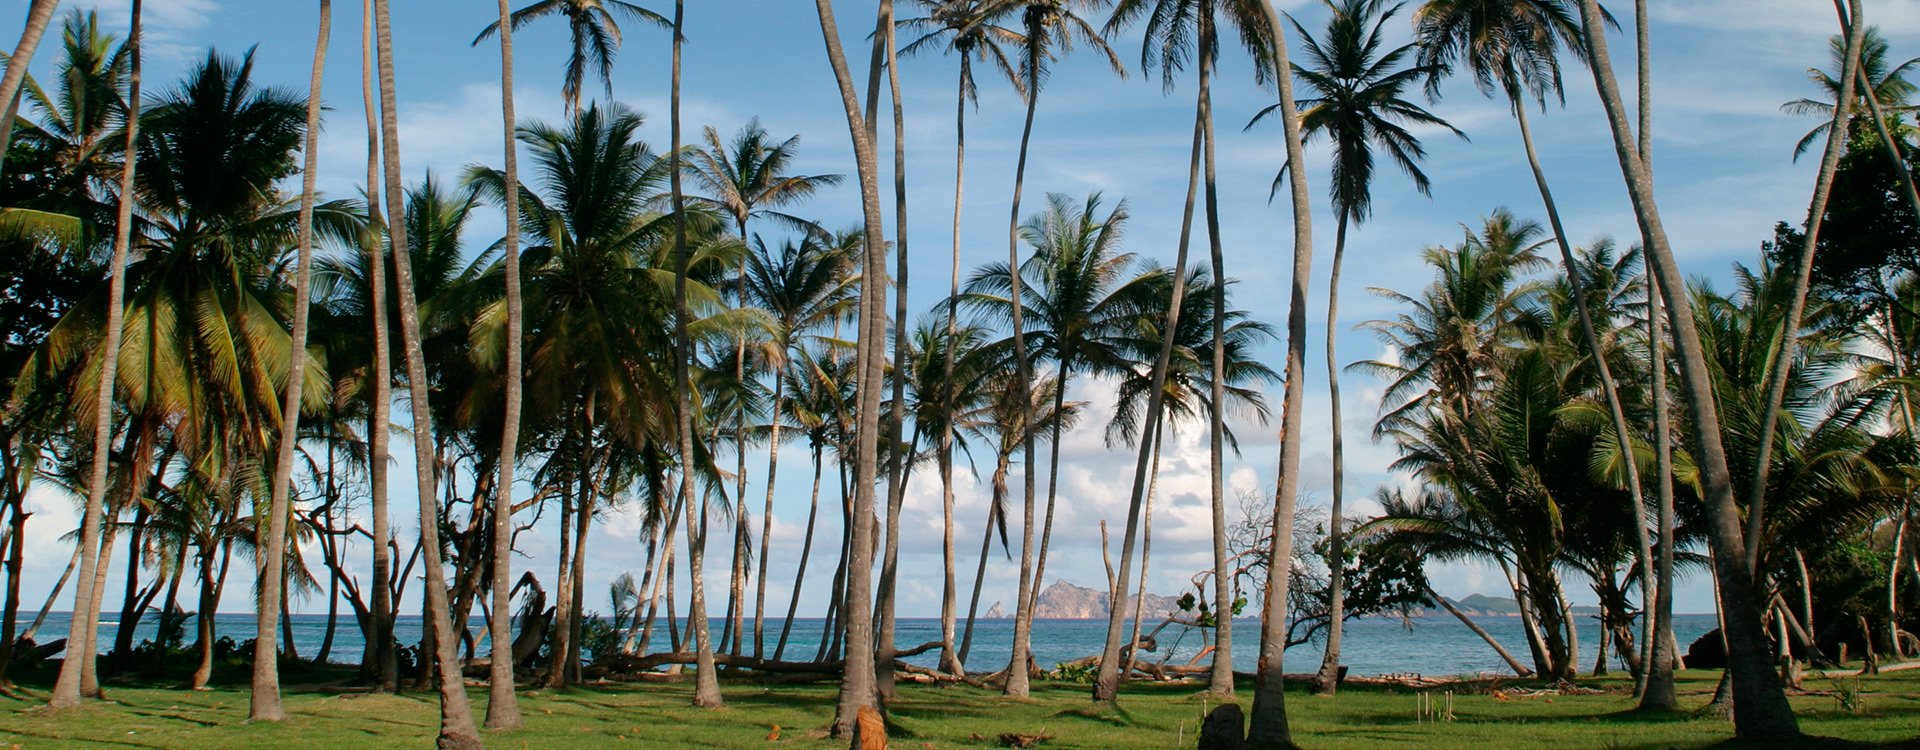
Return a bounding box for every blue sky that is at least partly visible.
[10,0,1919,625]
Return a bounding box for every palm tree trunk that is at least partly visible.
[0,451,30,687]
[1123,422,1166,679]
[484,0,525,727]
[1575,1,1801,737]
[754,375,786,661]
[547,476,575,687]
[1428,583,1533,676]
[773,442,824,661]
[1025,364,1069,618]
[1092,37,1210,702]
[1642,268,1680,709]
[189,543,225,690]
[49,0,138,710]
[1741,0,1863,572]
[251,0,330,721]
[935,48,973,682]
[1511,102,1656,682]
[1195,14,1235,698]
[359,0,397,693]
[566,450,595,683]
[959,454,1011,667]
[667,0,722,709]
[1247,1,1313,742]
[1001,17,1043,704]
[1314,207,1352,696]
[874,4,913,699]
[0,0,59,179]
[811,0,889,733]
[371,0,482,742]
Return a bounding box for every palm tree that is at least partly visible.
[1258,0,1458,694]
[1102,0,1273,696]
[898,0,1025,680]
[483,0,525,728]
[806,0,890,735]
[956,368,1078,666]
[1246,0,1313,740]
[1571,0,1801,737]
[740,235,852,662]
[684,118,841,660]
[666,0,724,709]
[1414,2,1659,680]
[251,0,330,722]
[473,0,669,115]
[1782,26,1918,161]
[467,102,689,689]
[370,0,482,742]
[770,344,855,661]
[45,0,134,708]
[997,1,1122,697]
[900,317,994,674]
[354,0,398,691]
[1106,265,1277,680]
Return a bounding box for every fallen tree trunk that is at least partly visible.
[594,640,945,676]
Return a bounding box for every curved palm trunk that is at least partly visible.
[372,0,482,743]
[1123,422,1166,678]
[49,0,139,710]
[1001,19,1042,702]
[811,0,890,733]
[667,0,723,709]
[1248,1,1313,742]
[484,0,524,727]
[0,0,59,179]
[360,0,398,692]
[1092,32,1210,702]
[1428,582,1533,676]
[959,452,1011,667]
[874,9,912,698]
[1313,208,1351,696]
[1510,103,1655,683]
[773,441,825,661]
[1743,0,1863,572]
[251,0,330,721]
[1575,0,1800,738]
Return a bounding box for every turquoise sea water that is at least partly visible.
[35,611,1718,678]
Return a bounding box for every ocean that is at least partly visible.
[35,611,1720,678]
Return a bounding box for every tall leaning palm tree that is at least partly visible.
[473,0,669,115]
[899,0,1024,679]
[1267,0,1458,695]
[371,0,482,744]
[355,0,398,692]
[808,0,890,737]
[1246,0,1313,742]
[251,0,330,722]
[1414,0,1655,684]
[46,0,134,710]
[685,119,840,660]
[1000,2,1123,699]
[1103,0,1273,697]
[1571,0,1801,739]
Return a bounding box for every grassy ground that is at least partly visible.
[1,665,1916,748]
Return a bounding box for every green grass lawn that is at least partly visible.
[1,666,1916,748]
